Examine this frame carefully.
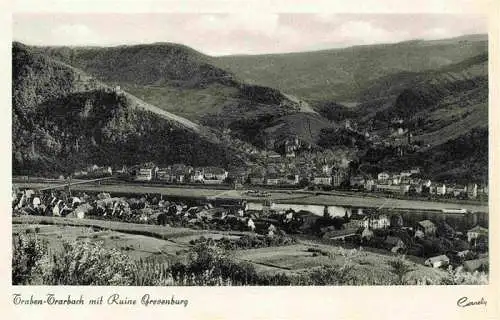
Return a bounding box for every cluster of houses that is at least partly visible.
[338,211,489,271]
[71,161,486,201]
[133,164,229,184]
[73,165,113,178]
[350,167,486,199]
[247,162,350,187]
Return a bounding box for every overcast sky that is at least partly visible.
[13,13,487,56]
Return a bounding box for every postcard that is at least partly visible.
[3,0,498,319]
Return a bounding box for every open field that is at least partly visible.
[12,224,188,262]
[12,216,449,282]
[235,243,448,282]
[12,216,254,242]
[13,181,488,212]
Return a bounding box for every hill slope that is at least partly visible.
[34,43,334,150]
[214,34,487,103]
[12,42,249,176]
[354,52,488,183]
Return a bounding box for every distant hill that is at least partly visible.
[214,34,487,103]
[12,42,249,176]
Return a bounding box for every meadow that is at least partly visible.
[13,216,449,285]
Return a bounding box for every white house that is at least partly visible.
[425,255,450,268]
[135,167,157,181]
[203,167,228,181]
[356,214,390,230]
[313,176,332,185]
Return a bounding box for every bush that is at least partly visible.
[440,266,488,285]
[45,241,137,285]
[12,233,50,285]
[387,257,414,285]
[12,230,489,286]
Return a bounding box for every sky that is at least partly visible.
[13,13,488,56]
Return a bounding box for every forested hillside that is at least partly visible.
[34,43,322,150]
[12,42,245,176]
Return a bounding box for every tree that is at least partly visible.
[436,221,455,239]
[224,176,235,185]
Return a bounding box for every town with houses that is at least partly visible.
[72,158,487,201]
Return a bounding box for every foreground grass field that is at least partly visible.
[234,243,447,283]
[12,224,188,262]
[12,216,447,284]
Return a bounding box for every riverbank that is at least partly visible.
[16,182,487,212]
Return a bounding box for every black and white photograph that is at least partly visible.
[10,7,491,290]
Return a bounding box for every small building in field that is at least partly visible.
[425,255,450,268]
[361,227,374,241]
[267,151,281,159]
